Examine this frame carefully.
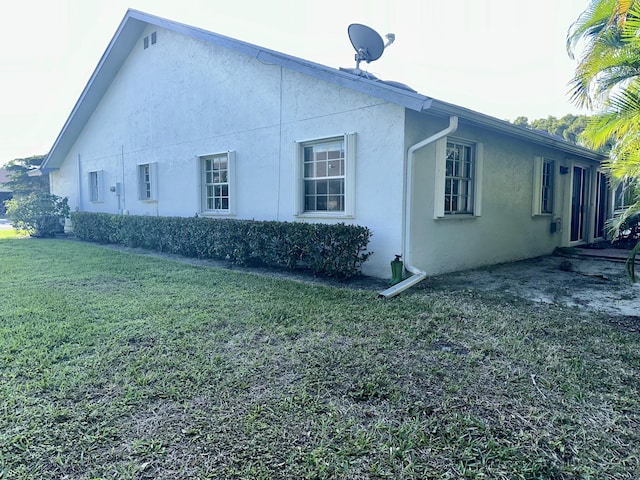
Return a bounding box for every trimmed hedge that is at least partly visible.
[70,212,373,279]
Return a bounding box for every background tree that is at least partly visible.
[567,0,640,280]
[512,116,530,127]
[3,155,49,197]
[5,192,69,237]
[511,114,591,145]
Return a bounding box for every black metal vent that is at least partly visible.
[143,32,157,49]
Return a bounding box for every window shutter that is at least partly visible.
[344,133,356,216]
[149,162,158,201]
[96,170,104,202]
[294,141,303,215]
[87,172,93,201]
[137,165,145,200]
[473,143,483,217]
[552,161,561,215]
[532,156,543,216]
[433,138,446,219]
[227,151,236,215]
[196,155,203,213]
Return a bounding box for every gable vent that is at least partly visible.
[143,32,157,49]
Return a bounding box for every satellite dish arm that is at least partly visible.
[384,33,395,48]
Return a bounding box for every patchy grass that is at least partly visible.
[0,238,638,479]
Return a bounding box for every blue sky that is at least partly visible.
[0,0,590,163]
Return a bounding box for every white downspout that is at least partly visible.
[379,115,458,298]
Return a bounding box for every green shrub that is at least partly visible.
[5,192,70,237]
[70,213,373,279]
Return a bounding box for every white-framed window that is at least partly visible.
[88,170,103,203]
[200,152,235,214]
[532,156,555,215]
[434,138,483,218]
[138,163,158,201]
[296,133,356,217]
[445,140,474,215]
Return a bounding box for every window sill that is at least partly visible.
[532,213,554,217]
[200,211,235,217]
[437,214,478,221]
[296,212,354,220]
[140,199,158,204]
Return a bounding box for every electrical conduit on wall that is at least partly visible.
[379,116,458,299]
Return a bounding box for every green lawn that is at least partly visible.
[1,238,638,479]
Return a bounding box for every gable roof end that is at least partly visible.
[41,11,147,172]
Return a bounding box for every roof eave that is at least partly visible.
[425,99,606,162]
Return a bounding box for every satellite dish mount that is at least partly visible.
[348,24,395,75]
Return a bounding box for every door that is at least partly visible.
[594,171,608,239]
[571,166,588,242]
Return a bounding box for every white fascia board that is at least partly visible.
[425,99,606,162]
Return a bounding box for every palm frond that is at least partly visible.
[567,0,640,107]
[568,0,620,59]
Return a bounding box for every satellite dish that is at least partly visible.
[347,24,395,73]
[348,24,385,64]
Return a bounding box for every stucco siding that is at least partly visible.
[407,111,595,275]
[48,14,604,281]
[52,25,406,278]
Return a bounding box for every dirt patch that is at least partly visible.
[423,253,640,318]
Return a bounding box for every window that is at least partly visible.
[88,170,103,202]
[532,157,555,215]
[434,138,482,218]
[614,178,633,210]
[139,164,151,199]
[200,152,235,214]
[304,140,345,212]
[138,163,157,201]
[445,140,475,215]
[296,133,356,217]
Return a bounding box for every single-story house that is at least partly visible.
[38,9,609,292]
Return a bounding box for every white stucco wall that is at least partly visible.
[406,111,600,275]
[51,26,407,278]
[50,24,603,280]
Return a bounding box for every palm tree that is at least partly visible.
[567,0,640,280]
